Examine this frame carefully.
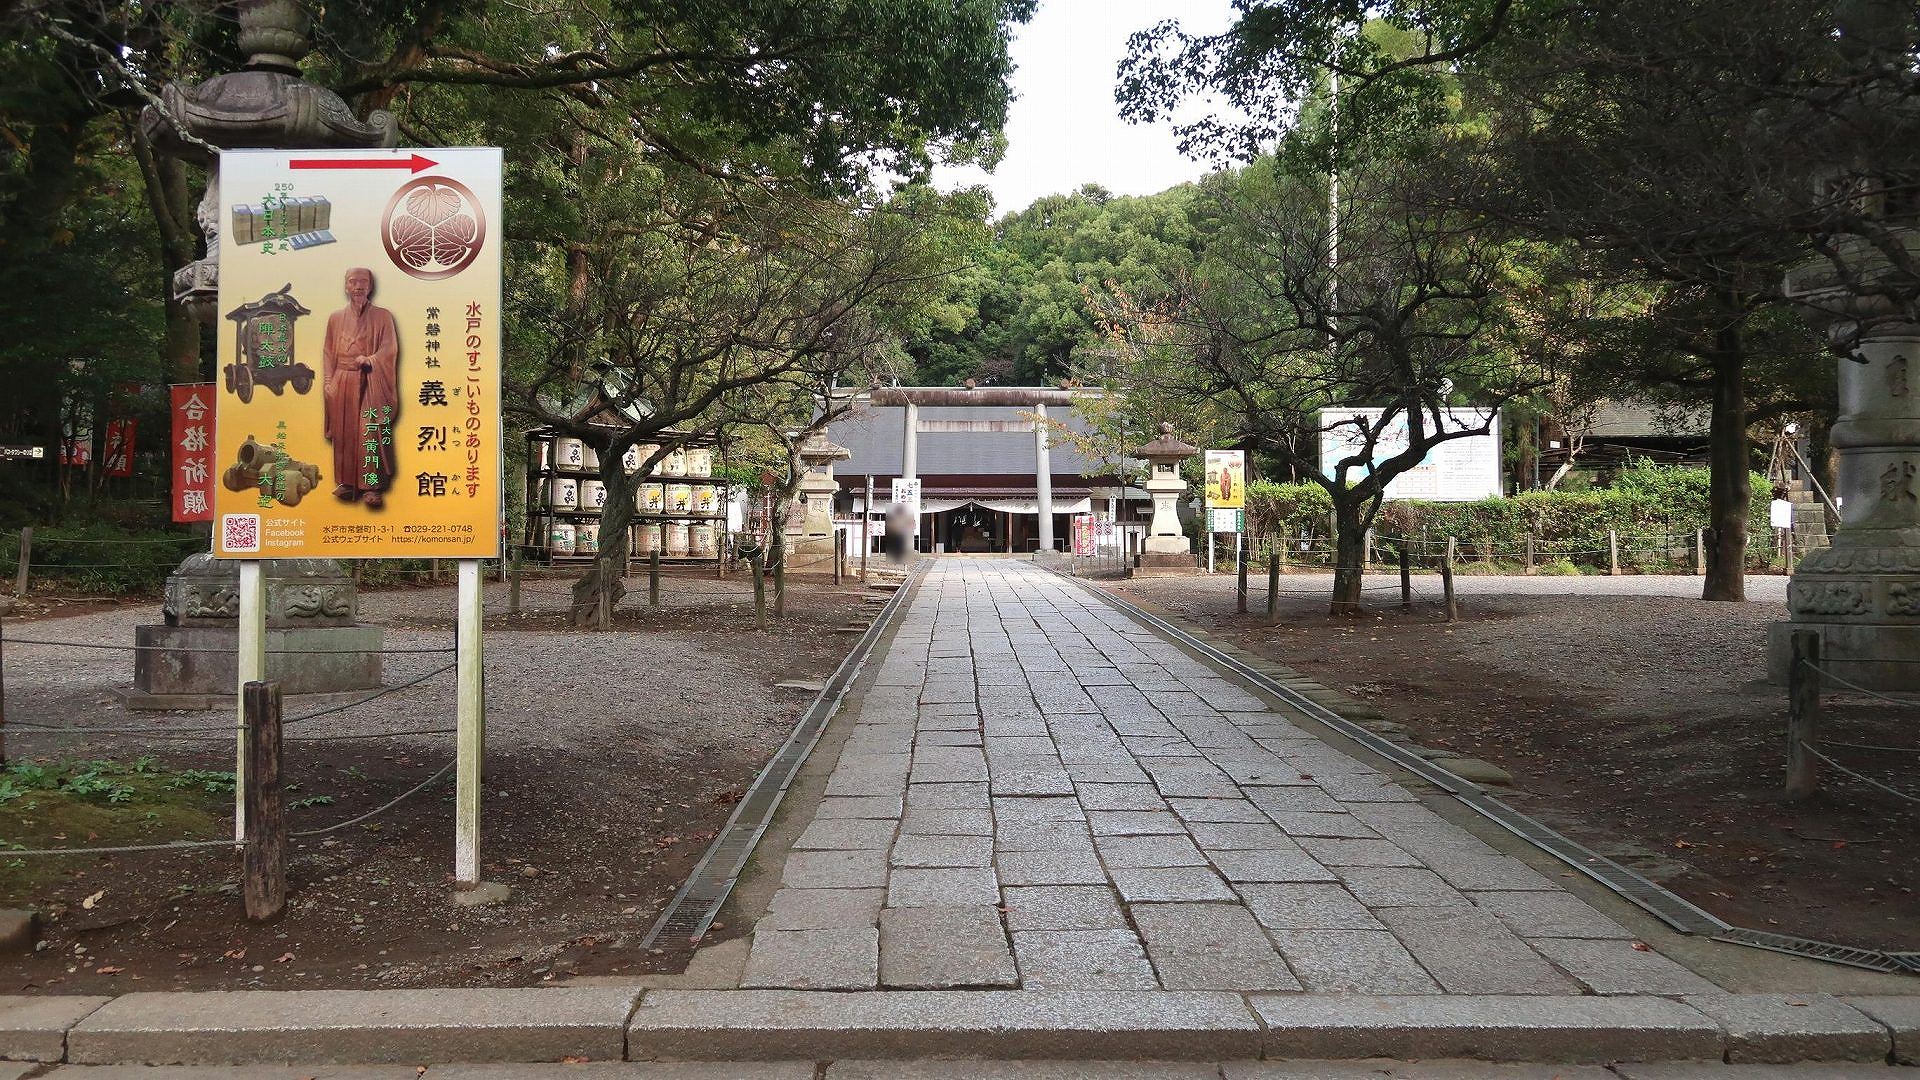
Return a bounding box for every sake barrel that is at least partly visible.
[555,437,586,470]
[622,445,642,473]
[637,482,665,513]
[689,522,717,558]
[536,441,551,470]
[581,479,607,509]
[664,520,691,557]
[582,446,600,470]
[634,522,662,554]
[693,483,718,514]
[667,483,693,513]
[577,522,600,553]
[549,520,577,555]
[661,447,688,476]
[685,447,713,478]
[547,476,578,510]
[634,443,660,473]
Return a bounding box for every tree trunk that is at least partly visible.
[1329,498,1368,615]
[570,450,634,626]
[1703,322,1749,602]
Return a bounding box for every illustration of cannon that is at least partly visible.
[224,284,314,403]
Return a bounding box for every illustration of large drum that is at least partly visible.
[685,447,712,478]
[549,521,577,555]
[664,520,691,557]
[555,437,585,470]
[547,477,578,510]
[581,479,607,509]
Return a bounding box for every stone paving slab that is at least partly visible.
[1223,1064,1618,1079]
[1249,993,1724,1062]
[627,989,1263,1060]
[1680,993,1890,1064]
[828,1063,1221,1079]
[1844,995,1920,1064]
[65,988,639,1065]
[1612,1067,1911,1079]
[49,1067,814,1079]
[0,995,109,1061]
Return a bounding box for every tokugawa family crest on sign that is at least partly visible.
[212,147,503,560]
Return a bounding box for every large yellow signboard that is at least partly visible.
[1204,449,1246,510]
[212,148,503,559]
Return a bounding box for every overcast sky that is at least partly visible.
[933,0,1240,217]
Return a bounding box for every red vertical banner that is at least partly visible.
[1072,513,1096,556]
[103,419,136,477]
[171,384,215,522]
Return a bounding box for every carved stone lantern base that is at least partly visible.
[125,555,383,709]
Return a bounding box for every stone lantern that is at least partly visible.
[1132,423,1200,577]
[121,0,394,708]
[793,432,852,544]
[1767,1,1920,689]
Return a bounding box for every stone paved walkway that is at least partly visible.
[736,558,1717,997]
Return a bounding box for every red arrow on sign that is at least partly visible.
[288,153,438,174]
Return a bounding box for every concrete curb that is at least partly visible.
[62,987,640,1066]
[1249,994,1722,1063]
[626,989,1263,1061]
[0,996,110,1062]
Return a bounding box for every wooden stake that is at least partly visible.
[0,607,9,767]
[454,559,485,888]
[1236,531,1249,614]
[833,529,844,585]
[1608,530,1620,576]
[1695,528,1707,576]
[508,550,522,615]
[241,680,285,921]
[12,527,28,596]
[774,546,787,618]
[1785,629,1821,799]
[1266,544,1280,621]
[649,548,661,607]
[1442,537,1458,622]
[235,560,266,843]
[1400,542,1413,611]
[750,549,767,628]
[1525,532,1536,575]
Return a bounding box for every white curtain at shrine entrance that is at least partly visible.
[921,497,1092,516]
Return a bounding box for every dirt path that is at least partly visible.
[2,574,870,993]
[1106,572,1920,953]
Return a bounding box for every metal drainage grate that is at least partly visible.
[641,562,926,948]
[1713,928,1903,974]
[1075,580,1916,977]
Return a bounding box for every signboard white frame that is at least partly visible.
[1318,407,1502,502]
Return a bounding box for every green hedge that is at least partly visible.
[6,524,205,595]
[1244,463,1776,572]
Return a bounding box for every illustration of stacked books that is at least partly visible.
[232,196,335,248]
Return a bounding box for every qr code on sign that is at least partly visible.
[222,514,261,553]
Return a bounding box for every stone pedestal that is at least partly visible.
[1129,424,1201,577]
[127,554,384,709]
[1132,552,1200,577]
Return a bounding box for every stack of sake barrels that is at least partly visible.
[631,441,718,560]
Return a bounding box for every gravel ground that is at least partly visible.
[1,572,872,992]
[1107,571,1920,951]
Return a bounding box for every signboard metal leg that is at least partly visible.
[236,559,266,842]
[455,558,484,888]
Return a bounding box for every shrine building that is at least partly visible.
[825,386,1150,554]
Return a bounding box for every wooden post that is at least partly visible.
[12,527,28,596]
[861,476,873,582]
[1266,544,1280,621]
[1695,528,1707,576]
[508,550,522,615]
[597,575,611,631]
[1364,529,1375,571]
[1525,532,1536,575]
[235,560,266,842]
[1400,542,1413,611]
[774,545,787,618]
[833,529,845,585]
[1785,629,1821,799]
[1442,537,1458,622]
[454,559,485,888]
[750,549,767,629]
[0,607,8,767]
[1785,526,1796,570]
[241,680,285,921]
[1236,531,1249,614]
[649,549,661,607]
[1608,530,1620,576]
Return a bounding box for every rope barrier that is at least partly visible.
[1,720,238,736]
[1820,738,1920,755]
[0,637,455,656]
[285,725,457,743]
[282,662,456,725]
[2,837,232,857]
[1801,742,1920,806]
[292,758,454,836]
[1801,659,1920,709]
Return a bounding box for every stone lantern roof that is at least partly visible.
[1134,422,1199,462]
